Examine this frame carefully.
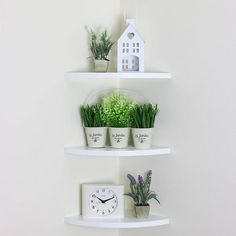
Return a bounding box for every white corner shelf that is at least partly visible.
[64,214,169,229]
[65,72,171,80]
[64,146,171,157]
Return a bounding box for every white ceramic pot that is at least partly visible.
[109,127,130,149]
[132,128,153,149]
[84,127,107,148]
[134,204,150,219]
[94,59,109,72]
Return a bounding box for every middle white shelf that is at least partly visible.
[64,146,171,157]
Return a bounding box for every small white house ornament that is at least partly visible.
[117,19,144,72]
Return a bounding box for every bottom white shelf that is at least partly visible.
[64,214,170,229]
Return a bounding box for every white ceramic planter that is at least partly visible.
[134,204,150,219]
[132,128,153,149]
[109,127,130,149]
[84,127,107,148]
[94,60,109,72]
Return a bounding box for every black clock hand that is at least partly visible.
[95,196,106,203]
[103,196,115,203]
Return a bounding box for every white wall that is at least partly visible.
[120,0,236,236]
[1,0,236,236]
[1,0,120,236]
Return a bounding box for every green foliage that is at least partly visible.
[80,104,106,127]
[131,104,160,128]
[124,170,160,206]
[101,92,136,127]
[88,29,114,61]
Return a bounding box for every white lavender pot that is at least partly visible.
[109,127,130,149]
[134,204,150,218]
[132,128,153,149]
[85,127,107,148]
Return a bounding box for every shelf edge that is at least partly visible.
[64,72,172,80]
[64,214,170,229]
[64,146,171,157]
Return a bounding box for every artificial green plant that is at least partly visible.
[80,104,106,127]
[88,28,114,61]
[101,92,136,127]
[131,104,160,128]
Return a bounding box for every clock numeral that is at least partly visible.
[96,190,99,193]
[102,211,105,215]
[102,188,105,192]
[97,209,99,213]
[108,210,111,213]
[92,205,95,209]
[112,205,115,209]
[92,194,96,198]
[91,200,93,203]
[114,200,117,203]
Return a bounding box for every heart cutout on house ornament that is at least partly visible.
[127,33,135,40]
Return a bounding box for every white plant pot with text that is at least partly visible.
[85,127,107,148]
[132,128,153,149]
[109,127,130,148]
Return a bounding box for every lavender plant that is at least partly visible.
[101,92,136,127]
[124,170,160,206]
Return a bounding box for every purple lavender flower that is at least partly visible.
[127,174,136,185]
[138,175,144,185]
[125,170,160,206]
[147,170,152,178]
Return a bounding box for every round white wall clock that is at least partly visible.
[82,184,124,219]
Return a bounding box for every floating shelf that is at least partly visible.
[64,146,171,157]
[64,214,170,229]
[65,72,171,80]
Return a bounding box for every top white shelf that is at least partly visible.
[65,72,171,80]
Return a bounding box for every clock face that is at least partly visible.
[89,188,118,216]
[82,184,124,219]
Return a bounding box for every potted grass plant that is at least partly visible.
[101,92,136,148]
[88,28,114,72]
[125,170,160,218]
[131,104,160,149]
[80,104,107,148]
